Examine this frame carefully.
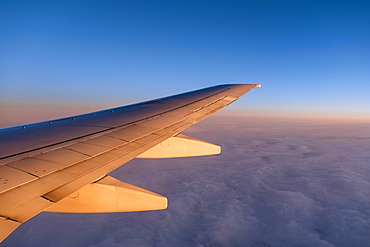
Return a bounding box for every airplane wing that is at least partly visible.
[0,84,260,241]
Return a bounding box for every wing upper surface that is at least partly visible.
[0,84,260,241]
[0,84,235,161]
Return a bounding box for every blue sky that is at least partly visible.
[1,0,370,125]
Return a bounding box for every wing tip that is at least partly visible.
[219,83,261,89]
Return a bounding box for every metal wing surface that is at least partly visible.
[0,84,260,241]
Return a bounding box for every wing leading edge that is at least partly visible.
[0,84,260,242]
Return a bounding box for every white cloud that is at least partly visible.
[2,117,370,247]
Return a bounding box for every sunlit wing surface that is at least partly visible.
[0,84,260,241]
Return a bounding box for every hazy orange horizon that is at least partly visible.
[1,100,369,129]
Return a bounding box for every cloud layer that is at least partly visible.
[3,117,370,247]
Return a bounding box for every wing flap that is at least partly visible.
[0,188,53,222]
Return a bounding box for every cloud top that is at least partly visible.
[2,117,370,247]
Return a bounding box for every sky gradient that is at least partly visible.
[1,0,370,127]
[1,2,370,246]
